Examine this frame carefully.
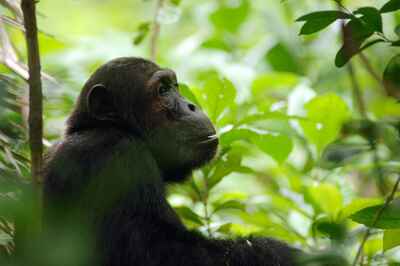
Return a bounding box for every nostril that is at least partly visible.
[188,103,196,112]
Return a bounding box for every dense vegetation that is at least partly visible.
[1,0,400,265]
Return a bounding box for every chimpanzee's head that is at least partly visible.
[67,57,218,182]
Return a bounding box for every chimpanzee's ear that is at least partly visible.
[86,84,117,120]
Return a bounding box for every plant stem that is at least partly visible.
[352,175,400,266]
[21,0,43,185]
[150,0,165,61]
[358,53,391,97]
[358,53,381,84]
[347,62,367,118]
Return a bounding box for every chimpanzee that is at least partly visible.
[43,57,300,266]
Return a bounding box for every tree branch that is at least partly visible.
[21,0,43,184]
[358,53,390,96]
[347,62,367,118]
[150,0,165,61]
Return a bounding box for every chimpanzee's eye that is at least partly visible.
[158,84,171,96]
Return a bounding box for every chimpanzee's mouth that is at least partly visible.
[198,134,218,144]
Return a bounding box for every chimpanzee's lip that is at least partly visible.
[198,134,218,144]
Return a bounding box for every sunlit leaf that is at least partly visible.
[213,200,245,214]
[251,72,301,96]
[195,74,236,124]
[364,238,383,257]
[133,22,150,45]
[209,0,250,33]
[220,128,293,163]
[308,184,343,217]
[383,229,400,251]
[175,207,204,226]
[300,93,350,154]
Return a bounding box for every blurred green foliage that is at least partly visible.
[1,0,400,265]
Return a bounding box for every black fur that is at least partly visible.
[43,57,300,266]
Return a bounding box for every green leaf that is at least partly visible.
[354,7,383,33]
[251,72,300,96]
[175,207,204,226]
[350,199,400,229]
[209,0,250,33]
[308,184,343,217]
[383,55,400,99]
[395,25,400,37]
[313,218,347,241]
[169,0,182,6]
[381,0,400,13]
[364,239,383,256]
[296,11,351,35]
[265,43,301,73]
[300,93,350,154]
[196,75,236,124]
[383,229,400,251]
[201,36,232,52]
[213,200,245,213]
[335,19,375,67]
[338,198,383,220]
[133,22,150,45]
[220,128,293,164]
[216,223,232,234]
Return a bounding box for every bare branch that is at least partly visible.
[21,0,43,184]
[150,0,165,61]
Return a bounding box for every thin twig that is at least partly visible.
[348,62,367,118]
[21,0,43,184]
[352,175,400,266]
[358,53,381,84]
[358,53,390,97]
[150,0,165,61]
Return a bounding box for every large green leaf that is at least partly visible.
[194,73,237,124]
[265,43,301,74]
[350,199,400,229]
[308,184,343,217]
[251,72,301,97]
[338,198,383,220]
[300,93,350,155]
[383,229,400,251]
[220,128,293,164]
[209,0,250,33]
